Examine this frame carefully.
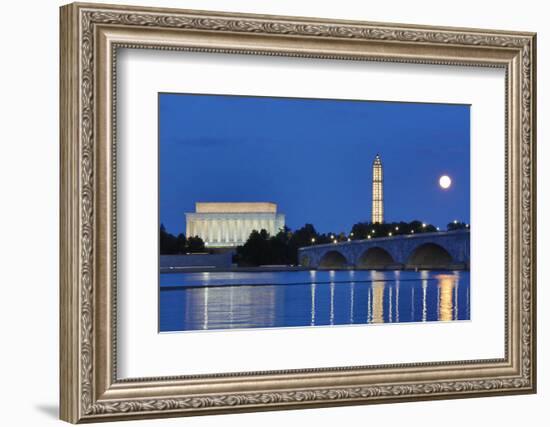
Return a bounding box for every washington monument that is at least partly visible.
[372,154,384,223]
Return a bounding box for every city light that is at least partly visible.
[422,223,426,228]
[333,239,337,244]
[466,224,469,228]
[436,227,440,231]
[453,220,458,224]
[311,238,316,243]
[388,232,392,236]
[347,238,351,242]
[411,230,415,234]
[395,226,399,231]
[330,235,334,239]
[367,235,371,239]
[350,232,354,237]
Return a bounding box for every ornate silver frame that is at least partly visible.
[60,2,536,423]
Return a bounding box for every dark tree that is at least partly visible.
[349,220,438,239]
[236,229,273,266]
[176,233,187,254]
[350,222,370,239]
[235,226,313,267]
[447,221,469,231]
[289,224,318,248]
[270,228,294,265]
[159,224,205,254]
[315,232,334,245]
[409,220,423,233]
[159,223,178,254]
[187,236,206,253]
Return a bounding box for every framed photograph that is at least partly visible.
[60,2,536,423]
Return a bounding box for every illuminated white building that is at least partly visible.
[372,154,384,223]
[185,202,285,247]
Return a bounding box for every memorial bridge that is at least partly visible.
[298,230,469,270]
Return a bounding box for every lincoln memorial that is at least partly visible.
[185,202,286,247]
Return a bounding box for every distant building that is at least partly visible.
[185,202,285,247]
[372,154,384,223]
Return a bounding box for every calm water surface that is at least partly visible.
[159,270,470,332]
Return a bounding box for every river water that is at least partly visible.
[159,270,470,332]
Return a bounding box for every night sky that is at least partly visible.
[159,93,470,236]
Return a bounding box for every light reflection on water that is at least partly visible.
[159,270,470,332]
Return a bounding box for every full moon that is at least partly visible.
[439,175,452,189]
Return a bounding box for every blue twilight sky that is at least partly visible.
[159,93,470,236]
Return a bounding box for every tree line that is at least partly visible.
[161,220,469,263]
[160,224,205,255]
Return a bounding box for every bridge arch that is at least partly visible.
[407,243,453,269]
[319,250,348,269]
[356,247,395,269]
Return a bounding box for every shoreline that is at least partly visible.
[160,265,309,274]
[160,265,469,274]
